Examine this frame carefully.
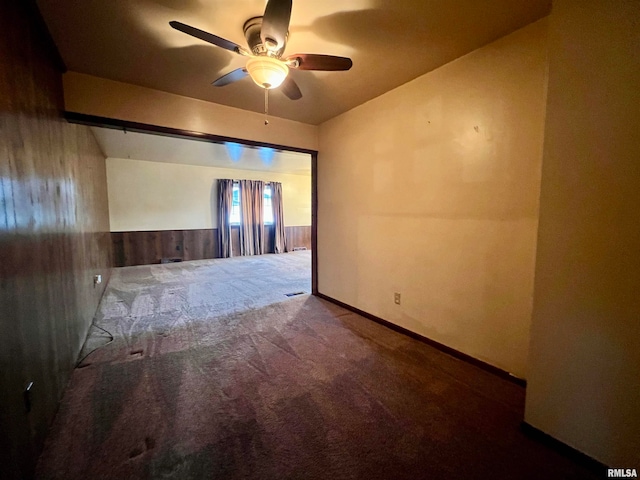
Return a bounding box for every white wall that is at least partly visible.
[525,0,640,467]
[106,158,311,231]
[317,19,548,378]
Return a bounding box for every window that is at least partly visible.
[229,182,273,225]
[230,183,241,224]
[263,184,273,225]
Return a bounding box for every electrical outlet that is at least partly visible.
[94,274,102,286]
[394,292,401,305]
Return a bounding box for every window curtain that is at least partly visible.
[239,180,265,256]
[217,179,234,258]
[271,182,287,253]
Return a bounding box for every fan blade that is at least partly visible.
[170,21,248,55]
[287,54,353,71]
[212,68,248,87]
[280,76,302,100]
[260,0,292,51]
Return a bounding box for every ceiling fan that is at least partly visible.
[169,0,353,101]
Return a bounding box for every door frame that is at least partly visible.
[66,112,318,294]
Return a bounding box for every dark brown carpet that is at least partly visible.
[37,294,597,479]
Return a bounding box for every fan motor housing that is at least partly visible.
[243,16,287,57]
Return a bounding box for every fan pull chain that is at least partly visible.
[264,89,269,126]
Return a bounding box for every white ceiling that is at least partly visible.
[91,127,311,175]
[38,0,551,125]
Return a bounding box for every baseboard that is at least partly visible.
[314,292,527,388]
[520,422,608,475]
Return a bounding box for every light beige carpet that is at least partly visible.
[80,251,311,361]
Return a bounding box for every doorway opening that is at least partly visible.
[68,112,318,295]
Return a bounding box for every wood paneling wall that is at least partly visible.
[0,3,112,479]
[111,226,311,267]
[285,225,312,251]
[112,229,218,267]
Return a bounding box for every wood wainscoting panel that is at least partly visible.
[122,230,160,266]
[112,225,310,267]
[113,229,218,266]
[183,229,217,261]
[0,3,112,478]
[230,227,240,259]
[285,226,312,251]
[160,230,184,259]
[111,232,125,267]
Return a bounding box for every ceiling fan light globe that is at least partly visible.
[246,56,289,89]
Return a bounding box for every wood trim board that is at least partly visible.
[65,112,317,155]
[311,152,318,295]
[520,422,608,475]
[314,292,527,388]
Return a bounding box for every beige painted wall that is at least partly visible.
[106,158,311,231]
[317,19,548,378]
[64,72,318,151]
[525,0,640,467]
